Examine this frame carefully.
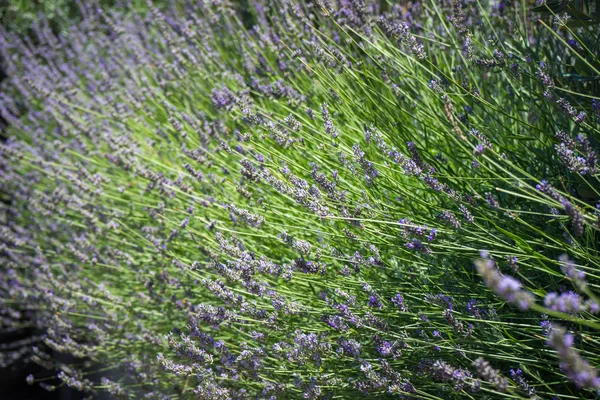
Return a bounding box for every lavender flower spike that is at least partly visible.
[475,254,534,310]
[472,357,508,392]
[547,326,600,389]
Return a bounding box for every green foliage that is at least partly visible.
[0,0,163,36]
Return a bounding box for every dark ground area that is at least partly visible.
[1,336,113,400]
[1,330,87,399]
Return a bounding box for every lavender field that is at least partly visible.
[1,1,600,399]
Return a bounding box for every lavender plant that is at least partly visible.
[1,0,600,398]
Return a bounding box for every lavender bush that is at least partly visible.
[1,0,600,398]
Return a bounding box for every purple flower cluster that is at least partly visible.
[472,357,508,392]
[536,180,585,236]
[509,368,536,397]
[475,254,534,310]
[547,327,600,389]
[554,131,598,175]
[425,359,476,392]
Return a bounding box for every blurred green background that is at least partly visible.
[0,0,166,36]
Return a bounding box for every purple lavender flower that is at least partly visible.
[540,317,553,336]
[353,143,379,183]
[323,314,349,331]
[438,210,461,229]
[405,238,431,253]
[377,340,393,357]
[544,291,582,314]
[547,326,600,389]
[427,228,437,241]
[391,293,408,312]
[427,360,474,391]
[466,299,485,319]
[338,339,361,358]
[485,192,499,208]
[368,295,383,309]
[509,368,536,397]
[210,87,236,110]
[475,255,534,310]
[425,294,454,310]
[378,16,427,59]
[536,180,585,236]
[472,357,508,392]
